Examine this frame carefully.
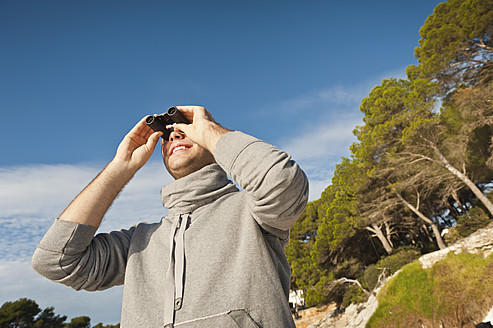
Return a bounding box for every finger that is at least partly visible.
[176,106,205,113]
[191,106,214,122]
[143,127,155,141]
[129,116,154,137]
[146,131,163,149]
[173,106,194,122]
[175,106,209,122]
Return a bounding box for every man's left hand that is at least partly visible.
[172,106,231,153]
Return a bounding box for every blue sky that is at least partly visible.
[0,0,442,325]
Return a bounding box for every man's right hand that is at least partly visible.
[113,116,163,173]
[57,117,162,228]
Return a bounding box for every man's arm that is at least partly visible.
[59,117,162,227]
[32,117,162,290]
[175,106,309,237]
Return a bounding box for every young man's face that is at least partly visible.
[161,129,215,179]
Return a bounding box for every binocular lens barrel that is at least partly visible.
[167,106,178,115]
[145,116,156,125]
[145,106,189,140]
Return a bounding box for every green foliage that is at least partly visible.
[0,298,118,328]
[353,77,439,164]
[455,205,492,237]
[93,324,120,328]
[414,0,493,90]
[367,261,435,327]
[0,298,41,328]
[312,158,367,266]
[287,0,493,313]
[376,247,421,275]
[360,248,421,293]
[342,284,366,308]
[367,252,493,327]
[305,275,335,307]
[363,264,380,291]
[67,316,91,328]
[33,307,66,328]
[286,200,321,291]
[440,81,493,183]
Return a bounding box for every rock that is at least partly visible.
[419,223,493,269]
[304,224,493,327]
[306,273,398,328]
[483,305,493,324]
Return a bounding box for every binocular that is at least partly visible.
[145,107,189,140]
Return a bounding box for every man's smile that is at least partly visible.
[169,143,193,157]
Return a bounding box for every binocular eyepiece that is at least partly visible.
[145,107,189,140]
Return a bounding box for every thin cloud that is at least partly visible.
[270,70,409,201]
[0,164,98,218]
[0,161,172,325]
[268,84,367,201]
[276,85,367,113]
[280,114,361,201]
[282,115,359,161]
[0,261,123,325]
[252,83,369,124]
[0,161,172,262]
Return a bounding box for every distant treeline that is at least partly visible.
[0,298,119,328]
[287,0,493,307]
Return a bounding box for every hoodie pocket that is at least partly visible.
[228,309,259,327]
[176,309,260,327]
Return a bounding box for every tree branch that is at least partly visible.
[333,278,371,296]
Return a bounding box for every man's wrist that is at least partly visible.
[107,158,139,182]
[205,124,231,154]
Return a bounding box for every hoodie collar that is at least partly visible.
[161,164,238,215]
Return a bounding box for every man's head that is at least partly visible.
[161,129,216,179]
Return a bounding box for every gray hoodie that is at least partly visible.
[32,131,309,327]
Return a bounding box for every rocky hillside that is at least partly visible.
[297,223,493,328]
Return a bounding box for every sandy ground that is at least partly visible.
[294,304,337,328]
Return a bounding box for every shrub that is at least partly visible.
[363,264,380,291]
[367,252,493,327]
[443,226,462,244]
[455,206,492,238]
[376,247,421,275]
[305,275,338,307]
[342,284,367,308]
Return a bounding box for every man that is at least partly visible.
[32,106,309,327]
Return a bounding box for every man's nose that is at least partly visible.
[169,129,185,142]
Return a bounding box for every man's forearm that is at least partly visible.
[59,159,137,228]
[58,116,162,228]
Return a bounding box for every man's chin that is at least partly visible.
[164,148,216,179]
[166,159,216,180]
[166,162,191,180]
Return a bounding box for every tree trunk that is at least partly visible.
[451,189,465,211]
[366,223,393,254]
[394,190,447,250]
[428,141,493,217]
[422,224,434,243]
[385,222,394,248]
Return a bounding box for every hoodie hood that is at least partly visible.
[161,164,239,215]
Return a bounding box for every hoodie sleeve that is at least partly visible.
[31,219,134,291]
[214,131,309,239]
